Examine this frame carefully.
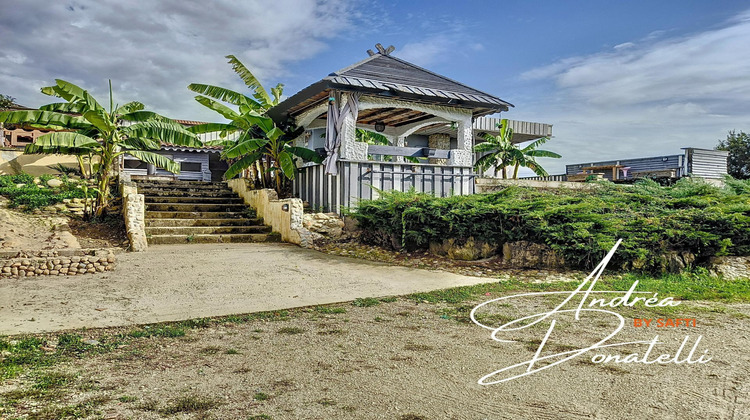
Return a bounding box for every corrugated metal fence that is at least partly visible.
[294,160,475,213]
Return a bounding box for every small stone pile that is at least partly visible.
[303,212,345,240]
[0,249,116,277]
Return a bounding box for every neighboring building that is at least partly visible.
[1,114,229,181]
[559,148,729,182]
[120,119,229,182]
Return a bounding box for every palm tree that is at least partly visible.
[473,119,560,179]
[510,136,562,178]
[0,79,201,216]
[187,55,319,195]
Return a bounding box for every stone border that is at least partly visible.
[119,174,147,252]
[0,248,117,277]
[227,179,314,247]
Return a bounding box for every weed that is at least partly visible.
[253,392,270,401]
[159,394,219,414]
[317,398,336,406]
[314,306,347,314]
[352,297,380,307]
[277,327,305,335]
[225,348,241,355]
[199,346,223,355]
[118,395,138,403]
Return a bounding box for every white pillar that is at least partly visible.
[394,135,406,162]
[449,116,473,167]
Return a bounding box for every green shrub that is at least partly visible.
[349,178,750,273]
[0,174,87,209]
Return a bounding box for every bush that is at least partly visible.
[0,173,87,210]
[349,178,750,273]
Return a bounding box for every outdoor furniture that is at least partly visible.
[582,164,624,180]
[631,168,679,179]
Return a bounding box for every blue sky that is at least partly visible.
[2,0,749,174]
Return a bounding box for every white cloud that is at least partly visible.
[0,0,357,120]
[513,9,750,175]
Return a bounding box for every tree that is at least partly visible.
[716,130,750,179]
[187,55,319,195]
[0,94,17,109]
[473,119,560,179]
[0,79,201,216]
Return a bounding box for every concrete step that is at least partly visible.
[145,203,248,212]
[145,225,271,235]
[146,211,251,219]
[147,233,279,245]
[138,189,237,198]
[145,218,261,227]
[135,182,230,191]
[144,196,244,204]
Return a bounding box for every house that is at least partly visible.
[267,45,551,213]
[120,119,228,182]
[562,148,729,182]
[1,114,229,181]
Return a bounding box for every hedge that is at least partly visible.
[348,177,750,272]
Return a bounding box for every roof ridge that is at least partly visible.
[329,53,382,77]
[384,55,506,104]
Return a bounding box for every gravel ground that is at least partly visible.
[1,297,748,419]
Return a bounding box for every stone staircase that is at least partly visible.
[134,180,277,245]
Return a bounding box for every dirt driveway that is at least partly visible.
[0,243,493,335]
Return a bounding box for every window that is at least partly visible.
[181,162,202,172]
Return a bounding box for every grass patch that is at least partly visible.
[126,325,186,338]
[253,392,270,401]
[314,306,347,314]
[277,327,305,335]
[352,297,380,307]
[249,415,273,420]
[118,395,138,403]
[225,348,241,355]
[159,394,219,415]
[32,371,76,390]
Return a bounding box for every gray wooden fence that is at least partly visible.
[294,160,475,213]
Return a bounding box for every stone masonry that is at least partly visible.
[0,249,116,277]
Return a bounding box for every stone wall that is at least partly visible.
[0,249,116,277]
[710,256,750,280]
[303,212,345,241]
[428,133,450,165]
[120,177,147,252]
[227,179,313,247]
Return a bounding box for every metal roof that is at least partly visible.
[267,52,513,122]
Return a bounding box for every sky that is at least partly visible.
[1,0,749,174]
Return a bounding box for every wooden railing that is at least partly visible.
[294,160,475,213]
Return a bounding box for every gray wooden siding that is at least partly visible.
[123,151,211,181]
[566,154,685,180]
[294,160,475,213]
[685,148,729,179]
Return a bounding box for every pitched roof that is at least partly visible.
[267,52,513,122]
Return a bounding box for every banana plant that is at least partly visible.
[188,55,319,195]
[0,79,201,216]
[217,112,320,193]
[473,119,560,179]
